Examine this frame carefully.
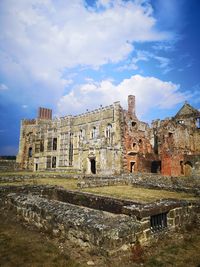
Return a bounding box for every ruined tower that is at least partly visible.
[128,95,136,116]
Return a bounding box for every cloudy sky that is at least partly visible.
[0,0,200,155]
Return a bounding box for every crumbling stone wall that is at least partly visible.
[1,185,200,253]
[0,160,19,171]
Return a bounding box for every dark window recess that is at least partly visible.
[40,140,44,152]
[28,147,32,157]
[53,138,57,150]
[196,118,200,129]
[52,156,56,168]
[151,161,161,173]
[46,156,51,169]
[168,132,173,138]
[131,121,136,127]
[90,159,96,174]
[69,135,73,166]
[180,161,184,174]
[154,135,158,154]
[150,213,167,232]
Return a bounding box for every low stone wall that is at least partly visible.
[5,192,140,254]
[0,160,19,171]
[0,173,79,184]
[78,173,200,195]
[1,185,200,254]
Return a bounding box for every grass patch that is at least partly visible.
[82,185,197,202]
[0,177,197,202]
[0,211,83,267]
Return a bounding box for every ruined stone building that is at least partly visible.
[17,96,200,176]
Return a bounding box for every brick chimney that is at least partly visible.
[128,95,136,116]
[38,107,52,120]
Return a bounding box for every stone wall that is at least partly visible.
[4,191,140,255]
[1,185,200,254]
[0,160,19,171]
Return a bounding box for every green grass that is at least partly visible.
[82,185,197,202]
[0,211,83,267]
[0,176,197,202]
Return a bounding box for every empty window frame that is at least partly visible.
[28,147,32,157]
[91,127,97,139]
[53,138,57,151]
[46,156,51,169]
[40,140,44,152]
[69,133,73,166]
[35,143,40,153]
[47,138,52,151]
[150,212,167,232]
[106,124,112,138]
[52,156,56,168]
[196,118,200,129]
[178,120,184,125]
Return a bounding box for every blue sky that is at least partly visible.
[0,0,200,155]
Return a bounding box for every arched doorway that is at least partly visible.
[151,161,161,173]
[130,162,135,173]
[184,161,193,176]
[90,159,96,174]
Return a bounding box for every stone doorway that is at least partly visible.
[151,161,161,173]
[130,162,135,173]
[90,159,96,174]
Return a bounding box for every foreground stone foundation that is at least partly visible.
[1,185,200,255]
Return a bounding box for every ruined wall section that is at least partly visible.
[123,96,155,174]
[152,115,200,176]
[16,119,37,169]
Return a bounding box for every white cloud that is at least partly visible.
[0,83,8,90]
[57,74,189,119]
[0,0,170,95]
[118,50,172,74]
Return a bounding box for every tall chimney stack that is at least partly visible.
[128,95,136,116]
[38,107,52,120]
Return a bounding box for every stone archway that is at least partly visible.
[184,161,193,177]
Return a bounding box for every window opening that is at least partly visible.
[180,161,184,175]
[151,161,161,173]
[53,138,57,150]
[196,118,200,129]
[133,143,136,148]
[28,147,32,158]
[130,162,135,173]
[46,156,51,169]
[91,127,97,139]
[69,133,73,166]
[40,140,44,152]
[90,159,96,174]
[106,124,112,139]
[150,213,167,232]
[52,156,56,168]
[47,138,52,151]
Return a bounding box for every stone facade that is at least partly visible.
[17,96,200,176]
